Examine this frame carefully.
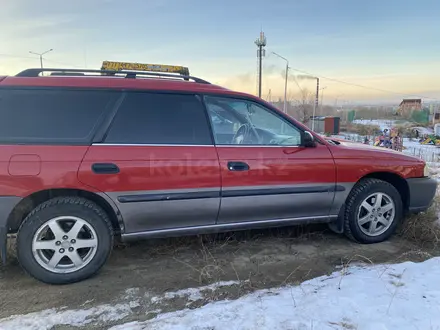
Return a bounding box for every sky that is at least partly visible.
[1,0,440,104]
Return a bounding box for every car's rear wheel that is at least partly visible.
[344,178,403,243]
[17,197,113,284]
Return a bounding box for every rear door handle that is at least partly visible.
[227,161,249,171]
[92,163,120,174]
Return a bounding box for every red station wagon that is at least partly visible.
[0,65,437,284]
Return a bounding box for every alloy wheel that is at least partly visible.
[32,216,98,273]
[357,192,395,237]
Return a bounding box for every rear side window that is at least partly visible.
[104,92,213,145]
[0,89,118,144]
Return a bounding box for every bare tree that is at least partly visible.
[288,88,314,124]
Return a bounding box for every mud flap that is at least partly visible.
[328,204,345,234]
[0,226,6,264]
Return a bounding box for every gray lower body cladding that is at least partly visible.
[121,215,338,241]
[3,177,433,264]
[104,183,352,239]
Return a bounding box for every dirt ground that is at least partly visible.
[0,223,437,329]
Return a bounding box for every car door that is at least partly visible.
[204,95,336,224]
[78,92,221,234]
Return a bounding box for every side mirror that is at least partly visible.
[303,131,316,148]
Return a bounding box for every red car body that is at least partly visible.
[0,70,436,270]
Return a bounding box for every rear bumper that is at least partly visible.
[407,177,438,213]
[0,196,22,264]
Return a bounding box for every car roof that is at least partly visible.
[0,68,245,97]
[1,75,228,93]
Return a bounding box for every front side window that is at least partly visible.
[205,96,302,146]
[105,92,212,145]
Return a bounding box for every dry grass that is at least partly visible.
[398,193,440,248]
[172,236,227,285]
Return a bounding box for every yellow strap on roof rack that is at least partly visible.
[101,61,189,75]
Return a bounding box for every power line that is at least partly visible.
[288,66,439,100]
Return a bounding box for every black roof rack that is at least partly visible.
[50,72,85,76]
[15,68,211,84]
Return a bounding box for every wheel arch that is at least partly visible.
[7,188,123,235]
[330,171,409,234]
[360,172,409,210]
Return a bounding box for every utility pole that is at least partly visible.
[255,31,267,98]
[311,77,319,131]
[29,49,53,70]
[319,86,327,115]
[271,52,289,114]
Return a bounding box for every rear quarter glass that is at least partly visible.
[0,88,119,144]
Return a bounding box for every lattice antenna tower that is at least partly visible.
[255,31,267,98]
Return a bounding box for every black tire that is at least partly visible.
[344,178,403,244]
[17,197,113,284]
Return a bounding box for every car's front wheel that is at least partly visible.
[344,178,403,243]
[17,197,113,284]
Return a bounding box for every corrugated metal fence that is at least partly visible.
[404,146,440,163]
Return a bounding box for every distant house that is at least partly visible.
[398,99,422,117]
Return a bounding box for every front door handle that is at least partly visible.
[227,161,249,171]
[92,163,120,174]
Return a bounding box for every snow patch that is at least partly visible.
[0,281,245,330]
[151,280,242,304]
[0,302,134,330]
[352,119,398,131]
[0,287,142,330]
[427,162,440,183]
[110,258,440,330]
